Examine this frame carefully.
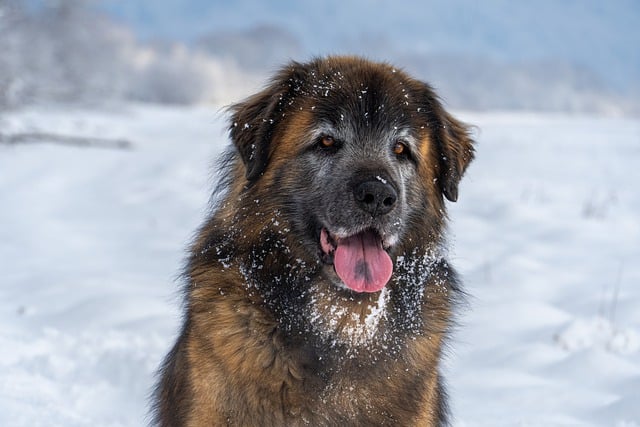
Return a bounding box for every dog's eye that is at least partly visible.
[316,135,341,153]
[393,140,409,157]
[320,136,336,148]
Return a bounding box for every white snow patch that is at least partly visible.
[555,316,640,355]
[309,286,390,349]
[375,175,387,184]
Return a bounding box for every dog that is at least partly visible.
[153,56,475,426]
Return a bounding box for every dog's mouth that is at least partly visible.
[319,228,393,293]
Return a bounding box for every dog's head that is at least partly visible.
[229,56,474,293]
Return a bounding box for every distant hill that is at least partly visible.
[98,0,640,115]
[102,0,640,90]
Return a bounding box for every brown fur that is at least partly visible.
[153,56,474,426]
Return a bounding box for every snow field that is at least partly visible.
[0,105,638,426]
[448,113,640,426]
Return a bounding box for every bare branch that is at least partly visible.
[0,132,132,150]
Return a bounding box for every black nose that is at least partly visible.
[353,179,397,217]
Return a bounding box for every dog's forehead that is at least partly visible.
[300,68,419,135]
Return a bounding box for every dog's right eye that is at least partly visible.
[320,136,336,148]
[317,135,341,153]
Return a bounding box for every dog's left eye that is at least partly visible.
[316,135,341,153]
[393,140,410,157]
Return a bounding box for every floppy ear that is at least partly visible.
[419,84,475,202]
[435,109,475,202]
[228,63,307,181]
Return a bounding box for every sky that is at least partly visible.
[99,0,640,91]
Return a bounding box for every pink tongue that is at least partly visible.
[333,230,393,293]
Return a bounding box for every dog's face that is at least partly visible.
[229,57,474,294]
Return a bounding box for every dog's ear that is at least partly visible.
[228,63,308,181]
[418,83,475,202]
[435,109,475,202]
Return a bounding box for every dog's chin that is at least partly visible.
[316,226,397,293]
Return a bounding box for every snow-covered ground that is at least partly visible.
[1,105,638,426]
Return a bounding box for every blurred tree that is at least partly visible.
[0,0,26,108]
[0,0,250,108]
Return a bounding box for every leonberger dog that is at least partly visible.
[154,56,475,426]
